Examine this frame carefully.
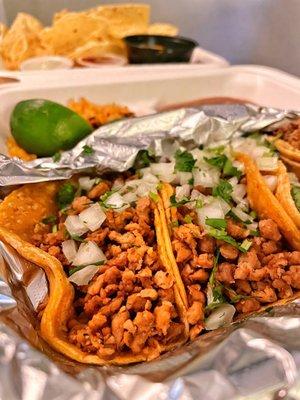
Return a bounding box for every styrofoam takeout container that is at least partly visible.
[0,64,299,154]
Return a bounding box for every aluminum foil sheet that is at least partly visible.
[1,103,300,400]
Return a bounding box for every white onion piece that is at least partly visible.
[112,177,124,190]
[136,182,156,197]
[228,177,238,187]
[161,173,177,183]
[142,172,159,184]
[123,191,138,204]
[263,175,278,192]
[232,184,247,204]
[218,198,231,215]
[197,199,225,228]
[115,204,130,213]
[79,203,106,232]
[72,241,106,266]
[106,192,124,208]
[150,162,175,177]
[65,215,89,236]
[248,221,258,231]
[190,189,201,200]
[256,157,278,171]
[78,177,95,191]
[175,184,190,200]
[232,160,244,173]
[205,304,235,330]
[231,206,252,222]
[68,265,100,286]
[193,168,220,188]
[62,240,77,263]
[177,171,193,185]
[139,167,151,176]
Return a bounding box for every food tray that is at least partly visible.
[0,65,299,154]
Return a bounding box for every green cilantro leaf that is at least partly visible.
[212,180,233,203]
[69,260,105,276]
[207,227,247,253]
[175,150,196,172]
[70,234,85,242]
[188,177,194,185]
[204,154,227,170]
[82,145,95,155]
[205,218,227,230]
[56,183,76,210]
[223,158,242,178]
[149,192,159,202]
[184,215,193,224]
[291,185,300,212]
[240,239,252,251]
[134,150,153,169]
[170,194,192,207]
[52,152,61,162]
[42,215,57,225]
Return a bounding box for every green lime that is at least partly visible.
[10,99,93,157]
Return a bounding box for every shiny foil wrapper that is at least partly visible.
[1,104,300,400]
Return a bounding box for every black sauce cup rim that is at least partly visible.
[124,35,198,51]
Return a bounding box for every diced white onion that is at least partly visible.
[197,199,225,228]
[256,157,278,171]
[62,240,77,263]
[139,167,151,176]
[150,162,175,177]
[263,175,278,192]
[106,192,124,208]
[72,241,106,266]
[79,203,106,232]
[232,184,247,204]
[142,172,159,184]
[65,215,89,237]
[228,177,238,187]
[68,265,101,286]
[217,198,231,215]
[177,171,193,185]
[205,304,236,330]
[78,176,95,191]
[114,204,130,213]
[112,177,125,190]
[175,184,190,200]
[193,168,220,188]
[190,189,201,200]
[231,206,252,222]
[123,191,138,204]
[248,221,258,231]
[160,174,177,183]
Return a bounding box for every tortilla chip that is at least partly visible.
[237,152,300,250]
[69,39,126,61]
[275,161,300,228]
[275,139,300,162]
[91,3,150,38]
[147,23,178,36]
[280,155,300,178]
[39,13,109,56]
[0,13,45,70]
[0,182,59,242]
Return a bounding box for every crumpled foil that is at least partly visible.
[1,103,300,400]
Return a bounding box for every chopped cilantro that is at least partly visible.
[42,215,56,225]
[69,260,105,276]
[207,145,226,155]
[204,154,227,170]
[249,210,257,219]
[56,183,76,210]
[98,189,118,208]
[70,234,85,242]
[174,150,196,172]
[171,220,179,228]
[240,239,252,251]
[170,194,191,207]
[52,224,58,233]
[223,158,242,178]
[188,177,194,185]
[209,249,220,287]
[291,185,300,212]
[195,198,203,208]
[156,182,163,191]
[205,218,227,230]
[250,229,259,237]
[134,150,153,169]
[207,227,247,253]
[205,286,226,311]
[184,215,193,224]
[82,145,94,155]
[52,152,61,162]
[212,180,233,203]
[149,192,159,202]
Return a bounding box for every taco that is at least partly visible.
[149,137,300,338]
[0,174,188,364]
[275,161,300,229]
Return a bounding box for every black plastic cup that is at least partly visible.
[124,35,198,64]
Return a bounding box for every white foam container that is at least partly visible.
[0,65,299,153]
